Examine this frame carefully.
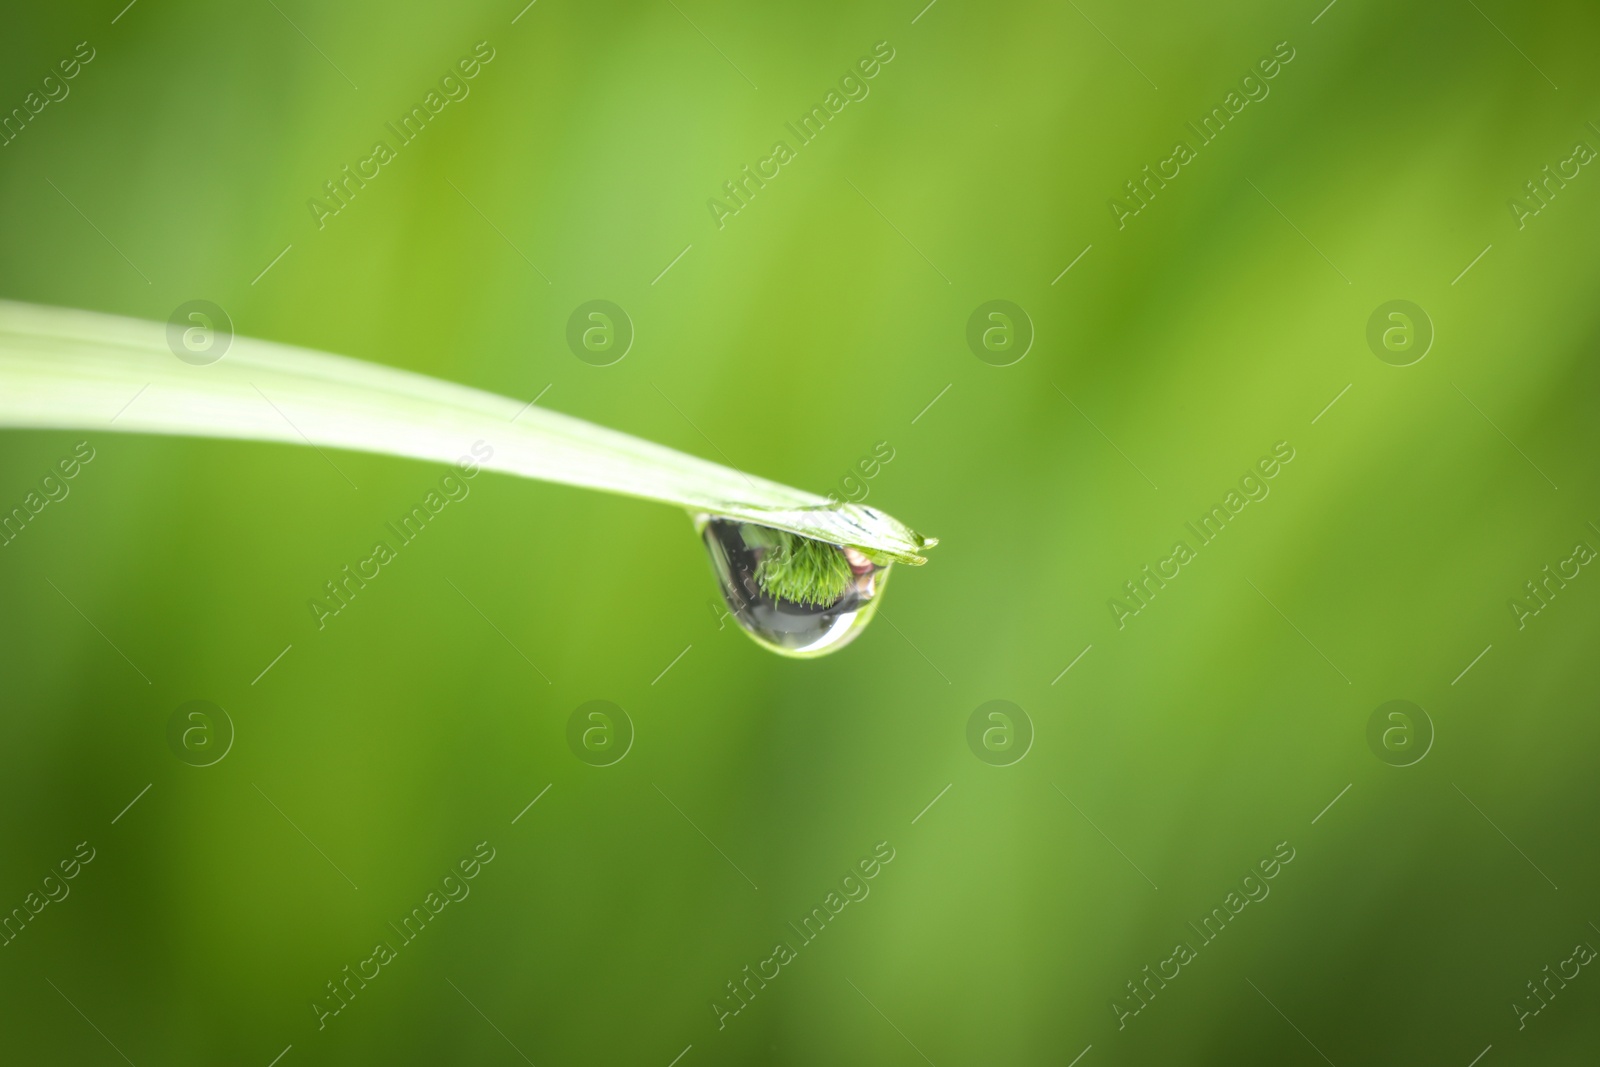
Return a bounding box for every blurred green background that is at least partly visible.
[2,0,1599,1063]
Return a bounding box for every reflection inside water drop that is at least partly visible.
[698,516,889,658]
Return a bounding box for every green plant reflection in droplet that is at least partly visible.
[699,517,890,658]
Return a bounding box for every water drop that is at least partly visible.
[698,516,889,658]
